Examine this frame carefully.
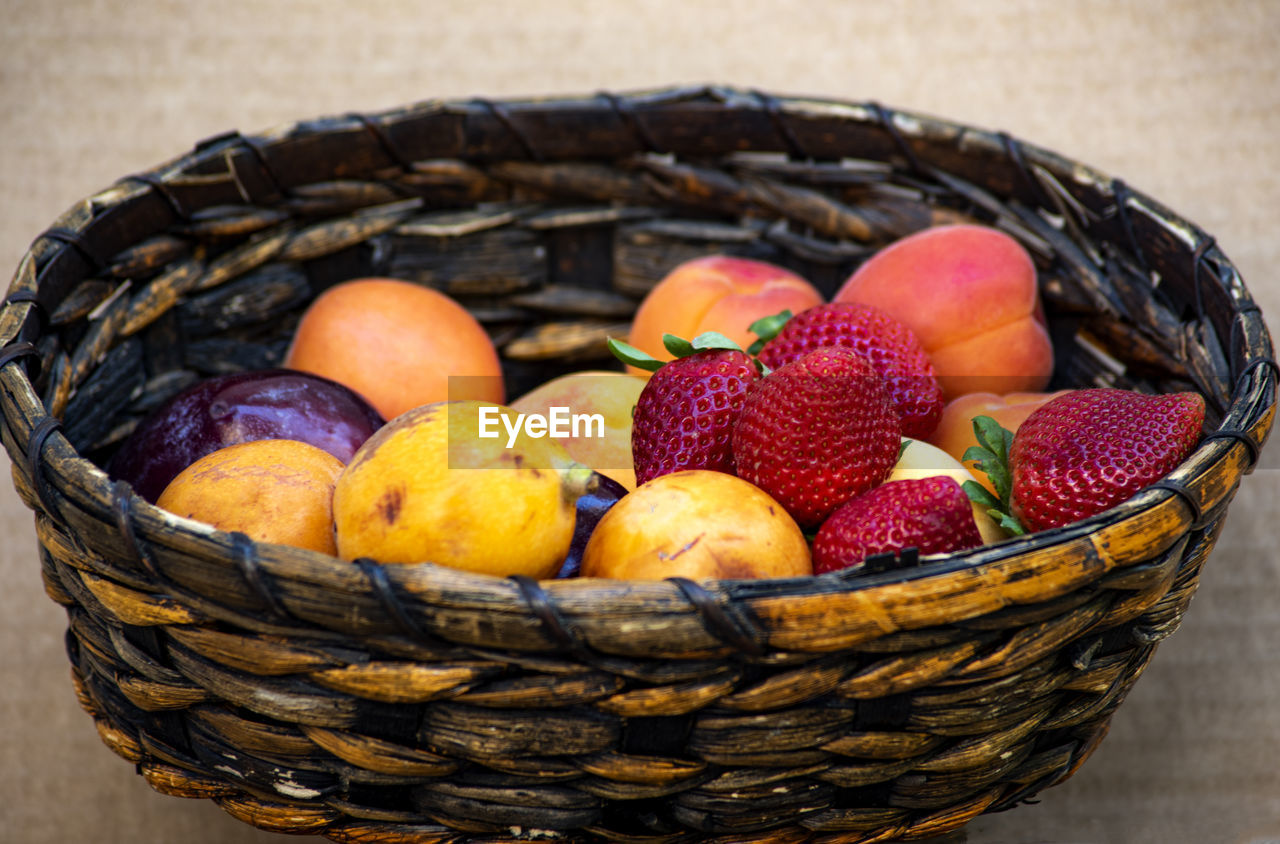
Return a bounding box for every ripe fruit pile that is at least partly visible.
[105,224,1207,585]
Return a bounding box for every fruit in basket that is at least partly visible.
[156,439,344,555]
[834,224,1053,398]
[509,370,647,491]
[812,476,985,574]
[333,400,596,578]
[1007,388,1206,532]
[107,368,385,503]
[927,390,1068,495]
[615,340,762,486]
[284,277,504,420]
[732,347,901,529]
[625,255,823,374]
[557,473,630,578]
[580,470,811,581]
[888,438,1007,545]
[754,301,946,439]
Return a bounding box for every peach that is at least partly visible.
[926,390,1069,495]
[581,470,812,581]
[834,225,1053,398]
[509,370,647,490]
[626,255,823,373]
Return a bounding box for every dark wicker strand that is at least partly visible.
[472,98,542,162]
[1146,478,1204,526]
[237,134,288,201]
[1191,235,1217,324]
[24,415,62,519]
[867,101,925,175]
[0,340,40,371]
[508,574,590,657]
[229,531,290,622]
[111,480,163,581]
[749,88,810,160]
[1201,427,1263,469]
[354,556,435,643]
[667,576,765,657]
[595,90,661,153]
[346,112,416,173]
[1109,179,1149,275]
[122,172,191,222]
[37,226,106,272]
[998,131,1054,209]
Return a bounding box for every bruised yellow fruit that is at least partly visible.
[888,438,1006,545]
[156,439,344,554]
[581,470,812,581]
[333,400,594,578]
[509,370,646,491]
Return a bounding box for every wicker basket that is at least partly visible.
[1,86,1274,842]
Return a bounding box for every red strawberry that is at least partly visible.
[1009,388,1205,532]
[755,302,944,439]
[812,476,984,574]
[732,346,901,529]
[630,348,761,485]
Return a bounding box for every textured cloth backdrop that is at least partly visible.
[2,1,1278,842]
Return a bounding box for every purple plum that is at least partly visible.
[556,472,630,578]
[108,368,385,502]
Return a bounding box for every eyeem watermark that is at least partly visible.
[477,405,605,449]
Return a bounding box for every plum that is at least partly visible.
[556,472,630,578]
[108,368,385,503]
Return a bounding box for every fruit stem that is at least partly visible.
[560,461,600,504]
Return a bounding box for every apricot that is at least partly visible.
[509,370,646,490]
[333,400,595,578]
[834,225,1053,398]
[284,277,504,420]
[926,390,1068,495]
[581,470,812,581]
[156,439,344,555]
[887,438,1006,546]
[626,255,823,374]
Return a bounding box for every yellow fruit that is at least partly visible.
[156,439,344,554]
[581,470,812,581]
[509,370,646,491]
[888,438,1006,545]
[333,400,594,578]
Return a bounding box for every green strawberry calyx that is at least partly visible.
[961,415,1029,537]
[745,310,794,355]
[607,332,767,374]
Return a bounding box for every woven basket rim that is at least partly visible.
[1,85,1275,657]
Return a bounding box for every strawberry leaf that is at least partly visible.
[962,480,1000,512]
[661,333,697,359]
[745,309,793,355]
[961,415,1028,536]
[689,331,746,352]
[607,337,665,372]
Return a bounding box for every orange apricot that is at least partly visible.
[834,225,1053,398]
[926,390,1069,495]
[626,255,823,373]
[285,277,503,420]
[156,439,344,554]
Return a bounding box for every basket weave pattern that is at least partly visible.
[0,87,1274,841]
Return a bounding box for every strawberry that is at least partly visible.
[752,302,945,439]
[732,346,901,529]
[1004,388,1205,532]
[812,476,984,574]
[609,334,761,486]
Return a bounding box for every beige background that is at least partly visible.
[2,1,1278,842]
